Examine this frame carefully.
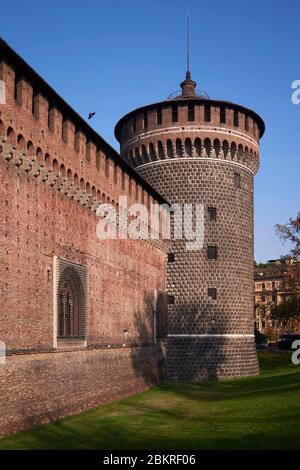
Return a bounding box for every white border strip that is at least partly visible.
[168,334,254,338]
[137,156,255,176]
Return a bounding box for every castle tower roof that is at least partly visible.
[180,70,197,97]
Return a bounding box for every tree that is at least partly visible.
[270,296,300,323]
[275,213,300,259]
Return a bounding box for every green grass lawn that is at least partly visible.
[1,351,300,450]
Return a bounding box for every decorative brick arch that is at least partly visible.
[57,266,86,338]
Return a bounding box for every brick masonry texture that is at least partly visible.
[166,337,258,381]
[0,346,164,436]
[0,158,166,351]
[137,160,259,379]
[0,41,168,435]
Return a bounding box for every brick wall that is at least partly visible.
[0,42,168,435]
[0,345,164,436]
[0,158,166,351]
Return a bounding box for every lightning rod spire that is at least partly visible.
[180,10,197,96]
[187,10,190,74]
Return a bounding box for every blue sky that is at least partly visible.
[1,0,299,262]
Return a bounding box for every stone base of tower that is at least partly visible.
[165,336,259,381]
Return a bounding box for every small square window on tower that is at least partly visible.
[234,172,241,188]
[208,288,217,300]
[168,253,175,263]
[207,207,217,221]
[207,245,218,260]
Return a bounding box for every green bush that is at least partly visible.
[255,328,267,345]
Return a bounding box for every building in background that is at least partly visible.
[254,259,300,339]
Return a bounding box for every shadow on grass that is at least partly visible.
[1,352,300,450]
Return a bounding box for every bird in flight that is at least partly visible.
[88,112,96,120]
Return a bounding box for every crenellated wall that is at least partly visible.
[115,98,263,177]
[0,50,165,211]
[0,39,168,436]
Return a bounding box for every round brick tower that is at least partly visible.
[115,70,265,380]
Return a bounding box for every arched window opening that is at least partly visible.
[52,159,58,172]
[135,148,140,166]
[185,138,192,157]
[176,139,182,157]
[158,141,164,159]
[149,142,155,160]
[17,134,25,149]
[230,142,237,160]
[204,138,211,157]
[214,139,221,157]
[45,153,51,166]
[237,144,243,161]
[223,140,229,159]
[60,164,66,177]
[141,145,147,162]
[7,127,15,144]
[67,169,72,181]
[58,267,85,338]
[27,141,34,156]
[0,120,4,137]
[167,139,173,158]
[194,138,201,157]
[36,147,43,162]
